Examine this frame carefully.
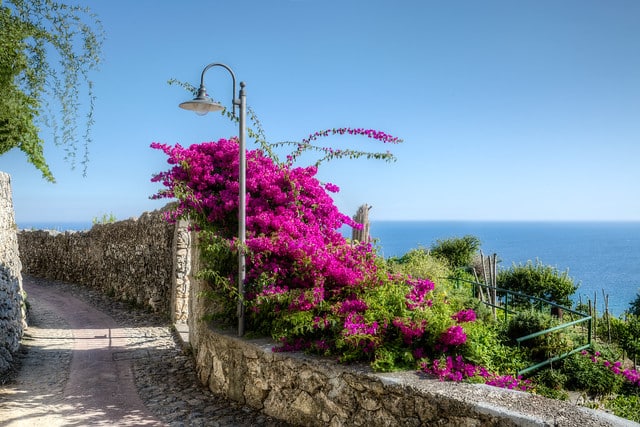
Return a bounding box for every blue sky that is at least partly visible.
[1,0,639,225]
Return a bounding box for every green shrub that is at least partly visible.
[619,315,640,360]
[533,384,569,400]
[387,248,452,282]
[430,235,480,270]
[605,316,629,346]
[92,212,117,225]
[497,260,578,307]
[562,352,624,397]
[506,309,553,342]
[533,367,568,390]
[629,291,640,317]
[531,367,570,401]
[505,309,573,361]
[196,230,237,325]
[605,395,640,423]
[462,322,527,374]
[387,248,487,318]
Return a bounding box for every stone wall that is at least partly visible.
[190,326,626,426]
[18,207,178,316]
[187,251,629,427]
[0,172,25,376]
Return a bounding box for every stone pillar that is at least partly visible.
[0,172,25,376]
[171,219,191,324]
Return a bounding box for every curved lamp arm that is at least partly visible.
[179,62,239,116]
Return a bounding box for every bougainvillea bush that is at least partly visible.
[151,134,493,373]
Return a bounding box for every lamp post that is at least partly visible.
[179,63,247,337]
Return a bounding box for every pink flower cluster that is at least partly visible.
[393,318,428,345]
[422,355,532,391]
[338,298,369,314]
[625,369,640,387]
[581,350,640,388]
[405,277,435,310]
[439,325,467,347]
[150,136,413,360]
[151,136,495,369]
[151,139,376,302]
[286,127,403,166]
[451,309,476,323]
[485,374,533,391]
[423,355,481,381]
[343,312,379,336]
[313,315,331,330]
[341,313,382,355]
[302,128,403,145]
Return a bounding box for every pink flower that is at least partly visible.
[580,351,640,388]
[485,375,532,392]
[405,277,435,310]
[151,138,379,297]
[338,298,368,314]
[324,182,340,193]
[451,309,476,323]
[440,325,467,346]
[422,355,481,382]
[392,318,427,345]
[343,312,378,336]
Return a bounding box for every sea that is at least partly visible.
[363,221,640,318]
[18,220,640,317]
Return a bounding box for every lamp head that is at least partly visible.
[179,85,224,116]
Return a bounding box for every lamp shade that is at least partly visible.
[179,85,224,115]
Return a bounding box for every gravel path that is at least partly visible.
[0,276,291,427]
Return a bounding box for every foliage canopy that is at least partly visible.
[430,235,481,270]
[497,260,578,307]
[0,0,103,181]
[629,291,640,317]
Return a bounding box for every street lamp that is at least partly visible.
[179,62,247,337]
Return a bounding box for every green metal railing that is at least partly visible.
[447,277,592,376]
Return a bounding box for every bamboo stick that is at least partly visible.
[491,253,497,320]
[593,291,598,342]
[602,289,611,344]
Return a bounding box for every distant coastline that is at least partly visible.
[18,221,92,231]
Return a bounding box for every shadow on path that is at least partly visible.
[0,277,162,426]
[0,276,291,427]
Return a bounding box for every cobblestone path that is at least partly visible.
[0,276,289,426]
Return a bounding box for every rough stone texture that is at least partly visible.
[0,172,25,377]
[171,219,190,323]
[188,324,636,426]
[17,206,176,315]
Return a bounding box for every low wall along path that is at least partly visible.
[0,172,25,377]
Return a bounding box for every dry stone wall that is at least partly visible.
[0,172,25,376]
[18,207,177,316]
[187,256,632,427]
[191,326,629,427]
